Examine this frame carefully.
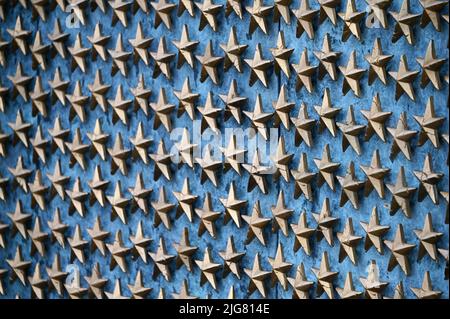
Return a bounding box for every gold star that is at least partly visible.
[271,31,294,78]
[337,217,362,264]
[108,133,131,175]
[246,0,273,34]
[173,227,198,271]
[128,172,152,214]
[245,43,272,87]
[219,236,245,279]
[365,38,393,86]
[178,0,195,16]
[128,270,152,299]
[419,40,447,89]
[414,97,445,148]
[365,0,391,28]
[196,144,222,186]
[312,251,338,299]
[30,31,50,70]
[419,0,448,31]
[66,81,89,122]
[360,206,390,254]
[242,200,271,246]
[339,51,365,97]
[64,268,87,299]
[7,16,30,55]
[109,85,132,125]
[172,279,198,299]
[196,41,223,85]
[0,82,7,112]
[271,136,293,182]
[361,93,392,142]
[387,112,417,160]
[388,55,419,100]
[385,281,405,299]
[7,246,31,285]
[288,263,314,299]
[411,271,442,299]
[225,0,244,19]
[195,247,221,290]
[108,181,130,224]
[28,216,48,257]
[84,262,107,299]
[109,34,131,77]
[270,190,293,236]
[243,94,273,141]
[68,224,88,263]
[195,192,221,238]
[150,139,172,181]
[129,21,152,65]
[30,126,48,164]
[313,197,338,246]
[8,63,32,102]
[314,144,340,191]
[130,220,152,263]
[318,0,340,25]
[175,128,197,168]
[66,177,88,217]
[196,0,223,31]
[173,24,198,69]
[359,260,388,299]
[198,92,221,133]
[268,242,292,290]
[68,0,89,25]
[336,272,362,299]
[152,187,175,229]
[220,181,247,228]
[151,0,176,29]
[272,84,294,130]
[337,105,365,155]
[385,224,416,275]
[66,128,89,170]
[414,213,443,262]
[414,153,443,204]
[338,0,364,41]
[8,156,31,193]
[88,165,109,207]
[243,149,271,194]
[314,34,341,81]
[107,230,131,272]
[291,211,314,255]
[314,88,341,137]
[47,208,68,248]
[87,23,110,61]
[293,0,318,38]
[105,279,129,299]
[48,19,69,59]
[293,48,316,93]
[87,216,110,256]
[109,0,131,27]
[49,67,69,106]
[0,221,7,248]
[149,237,175,281]
[151,88,175,132]
[387,166,416,218]
[337,161,365,209]
[86,120,109,161]
[29,78,48,119]
[130,122,152,164]
[68,33,90,73]
[174,77,199,120]
[220,134,246,175]
[390,0,421,45]
[220,27,248,73]
[151,36,175,80]
[28,170,48,210]
[291,104,315,147]
[173,177,198,222]
[131,74,151,116]
[87,71,110,113]
[46,254,68,297]
[133,0,149,12]
[7,200,31,239]
[244,253,271,297]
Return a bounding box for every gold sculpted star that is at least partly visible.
[31,126,48,163]
[242,200,271,246]
[417,40,446,90]
[337,218,362,264]
[338,0,364,41]
[387,166,416,218]
[109,85,132,125]
[130,221,152,263]
[220,134,246,175]
[131,74,152,116]
[87,216,110,256]
[196,0,223,31]
[293,0,318,39]
[66,81,89,122]
[7,16,30,55]
[246,0,273,35]
[390,0,421,45]
[288,263,314,299]
[175,128,197,168]
[273,84,294,129]
[196,144,222,186]
[242,149,271,194]
[314,88,341,137]
[87,119,109,161]
[106,230,131,272]
[0,222,7,248]
[360,206,390,254]
[365,38,393,85]
[68,224,88,263]
[196,41,223,85]
[313,198,338,246]
[129,172,152,214]
[268,243,292,290]
[337,162,365,209]
[339,51,366,97]
[271,31,294,78]
[314,144,340,191]
[68,33,90,73]
[387,112,417,160]
[149,237,175,281]
[47,208,68,248]
[30,77,49,118]
[195,247,221,290]
[219,236,245,279]
[419,0,448,31]
[244,253,271,298]
[151,36,175,80]
[385,224,416,275]
[359,260,388,299]
[66,128,89,170]
[198,92,221,133]
[152,187,175,229]
[107,181,130,224]
[273,0,292,24]
[271,190,293,236]
[336,273,362,299]
[30,31,50,71]
[130,122,152,164]
[84,263,108,299]
[150,139,172,181]
[318,0,340,25]
[390,55,419,101]
[291,211,314,255]
[361,93,392,142]
[337,106,365,155]
[173,177,198,222]
[174,227,198,271]
[108,34,131,77]
[87,23,110,61]
[88,70,111,112]
[225,0,244,18]
[314,33,341,80]
[151,0,176,29]
[178,0,195,16]
[8,200,31,239]
[220,181,247,228]
[88,165,109,207]
[48,19,69,59]
[243,94,273,141]
[414,97,445,148]
[105,279,129,299]
[411,271,442,299]
[312,252,338,299]
[271,136,293,182]
[291,104,315,147]
[133,0,149,12]
[414,153,443,204]
[64,268,87,299]
[46,255,68,297]
[293,48,317,93]
[220,27,248,73]
[414,213,443,261]
[49,67,69,106]
[8,156,31,193]
[108,133,131,175]
[151,88,175,132]
[129,22,152,65]
[360,150,390,198]
[365,0,392,28]
[174,78,199,120]
[7,246,31,285]
[28,170,48,210]
[172,280,198,299]
[128,270,152,299]
[245,43,272,87]
[195,192,221,238]
[0,83,7,113]
[8,63,32,102]
[66,177,88,217]
[28,217,48,257]
[109,0,131,27]
[173,24,198,69]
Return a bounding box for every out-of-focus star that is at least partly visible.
[244,253,271,298]
[245,43,272,87]
[414,96,445,148]
[242,149,271,194]
[8,200,31,239]
[48,19,69,59]
[220,134,246,175]
[361,93,392,142]
[87,216,110,256]
[151,36,175,80]
[173,227,198,271]
[195,247,221,290]
[314,33,341,80]
[8,63,32,102]
[196,144,221,186]
[151,0,176,29]
[390,0,421,45]
[271,136,293,182]
[106,230,131,272]
[270,31,294,78]
[49,67,69,106]
[219,236,245,279]
[242,200,271,246]
[129,21,152,65]
[419,0,448,31]
[337,218,362,264]
[271,190,293,236]
[337,105,365,155]
[87,23,110,61]
[314,88,341,137]
[68,224,88,263]
[8,156,31,193]
[387,166,416,218]
[195,192,221,238]
[243,94,273,141]
[293,48,316,93]
[7,246,31,285]
[173,177,198,222]
[313,197,338,246]
[312,251,338,299]
[151,88,175,132]
[128,270,152,299]
[291,211,314,255]
[152,187,175,229]
[318,0,340,25]
[220,181,247,228]
[314,144,340,191]
[268,242,292,290]
[66,177,88,217]
[359,260,388,299]
[220,27,247,73]
[7,16,30,55]
[414,153,443,204]
[149,237,175,281]
[109,0,131,27]
[365,0,392,28]
[387,112,417,161]
[150,140,172,181]
[337,161,365,209]
[288,263,314,299]
[175,128,197,168]
[293,0,318,39]
[68,33,90,73]
[28,170,48,210]
[130,221,152,263]
[47,208,68,248]
[339,51,365,97]
[338,0,364,41]
[385,224,416,275]
[414,213,443,262]
[66,81,89,122]
[173,24,198,69]
[365,38,393,85]
[107,181,130,224]
[360,206,390,254]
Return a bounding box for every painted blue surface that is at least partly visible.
[0,0,448,299]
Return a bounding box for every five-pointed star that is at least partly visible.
[242,149,271,194]
[172,279,198,299]
[110,0,131,27]
[173,227,198,271]
[28,170,48,210]
[272,84,294,129]
[387,166,416,218]
[288,263,314,299]
[31,126,49,163]
[30,77,49,118]
[64,268,88,299]
[365,0,391,28]
[173,24,198,69]
[128,172,152,214]
[133,0,149,12]
[414,96,445,148]
[175,128,197,168]
[337,218,362,264]
[150,139,172,181]
[48,19,69,59]
[219,236,245,279]
[26,216,47,256]
[108,133,131,175]
[129,21,152,65]
[246,0,273,35]
[87,119,109,161]
[338,0,364,41]
[385,281,405,299]
[8,63,32,102]
[68,33,90,73]
[360,206,390,254]
[7,16,30,55]
[87,70,110,113]
[151,36,175,80]
[7,200,31,239]
[109,34,131,77]
[242,200,271,246]
[131,74,152,116]
[195,192,221,238]
[87,216,110,256]
[336,273,362,299]
[268,242,292,290]
[390,55,419,101]
[195,247,221,290]
[318,0,340,25]
[414,153,443,204]
[150,88,175,132]
[385,224,416,275]
[387,112,418,161]
[109,85,132,125]
[312,251,338,299]
[30,31,50,71]
[271,136,293,182]
[291,211,315,255]
[84,262,108,299]
[152,187,175,229]
[220,134,246,175]
[359,260,388,299]
[337,105,365,155]
[293,0,318,39]
[49,67,69,106]
[106,230,131,272]
[271,190,293,236]
[314,33,341,81]
[66,82,89,123]
[314,144,340,191]
[174,77,199,120]
[46,255,68,297]
[196,144,222,186]
[196,41,223,85]
[196,0,223,31]
[313,198,338,246]
[314,88,341,137]
[414,213,443,261]
[178,0,195,16]
[130,122,152,164]
[47,208,68,248]
[7,246,31,285]
[173,177,198,222]
[419,0,448,31]
[128,270,152,299]
[151,0,176,29]
[87,23,110,61]
[198,92,221,133]
[220,26,248,73]
[130,220,152,263]
[339,51,366,97]
[66,177,88,217]
[390,0,421,45]
[291,104,315,147]
[245,43,272,87]
[107,181,130,224]
[244,253,271,297]
[88,165,109,207]
[361,93,392,142]
[243,94,273,141]
[411,271,442,299]
[105,279,129,299]
[337,161,365,209]
[225,0,244,18]
[293,48,317,93]
[365,38,393,85]
[270,31,294,78]
[149,237,175,281]
[8,155,31,193]
[273,0,292,23]
[220,182,247,228]
[68,224,88,263]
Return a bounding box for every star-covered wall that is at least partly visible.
[0,0,448,299]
